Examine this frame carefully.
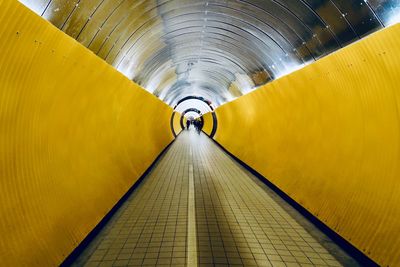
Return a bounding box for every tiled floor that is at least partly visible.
[72,129,359,267]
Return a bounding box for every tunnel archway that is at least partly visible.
[170,111,180,137]
[173,96,218,138]
[207,112,218,139]
[180,108,204,130]
[173,96,214,111]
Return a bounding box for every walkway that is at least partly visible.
[72,129,358,267]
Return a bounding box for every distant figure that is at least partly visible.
[198,120,203,133]
[186,120,190,130]
[194,119,201,134]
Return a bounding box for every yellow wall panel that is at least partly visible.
[172,111,183,135]
[202,112,214,136]
[183,116,187,129]
[0,2,174,266]
[214,24,400,266]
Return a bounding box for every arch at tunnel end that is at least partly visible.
[170,111,183,137]
[173,95,214,111]
[201,111,218,139]
[173,96,218,137]
[180,108,204,128]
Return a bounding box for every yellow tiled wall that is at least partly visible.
[202,112,214,136]
[0,2,174,266]
[172,111,183,135]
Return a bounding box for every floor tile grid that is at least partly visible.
[191,133,228,266]
[210,149,315,264]
[78,139,190,266]
[150,138,188,266]
[134,140,188,266]
[209,149,317,266]
[196,136,275,266]
[74,130,359,267]
[196,137,255,265]
[193,133,337,266]
[135,144,176,266]
[127,148,179,266]
[110,147,180,266]
[82,157,171,266]
[192,146,217,266]
[220,153,340,266]
[197,133,351,267]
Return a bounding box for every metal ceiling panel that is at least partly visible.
[20,0,399,107]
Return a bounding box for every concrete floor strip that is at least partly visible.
[187,163,198,267]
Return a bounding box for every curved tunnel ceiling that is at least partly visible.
[20,0,400,107]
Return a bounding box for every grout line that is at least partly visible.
[187,154,198,266]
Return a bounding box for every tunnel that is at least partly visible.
[1,0,400,266]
